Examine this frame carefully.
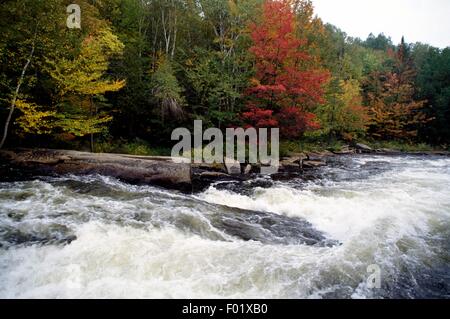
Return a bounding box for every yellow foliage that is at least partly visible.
[46,28,125,97]
[53,114,113,137]
[338,79,369,133]
[228,0,239,16]
[44,27,125,137]
[15,99,55,135]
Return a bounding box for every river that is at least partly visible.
[0,155,449,298]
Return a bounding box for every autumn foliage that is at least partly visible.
[1,0,448,151]
[366,39,430,140]
[242,0,329,139]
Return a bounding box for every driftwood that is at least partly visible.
[0,149,192,191]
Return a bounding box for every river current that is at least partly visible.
[0,155,449,298]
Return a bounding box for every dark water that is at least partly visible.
[0,155,449,298]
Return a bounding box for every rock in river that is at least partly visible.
[0,148,192,191]
[209,204,339,247]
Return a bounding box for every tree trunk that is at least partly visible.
[0,32,37,149]
[171,7,177,59]
[90,134,95,153]
[89,97,95,153]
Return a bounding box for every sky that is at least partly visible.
[312,0,450,48]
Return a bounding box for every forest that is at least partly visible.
[1,0,450,156]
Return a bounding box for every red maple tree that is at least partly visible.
[242,0,329,139]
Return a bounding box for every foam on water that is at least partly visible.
[0,155,449,298]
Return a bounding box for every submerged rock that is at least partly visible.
[375,148,402,154]
[0,223,77,248]
[211,178,274,196]
[211,205,339,247]
[192,168,245,193]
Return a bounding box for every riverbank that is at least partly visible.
[39,137,449,158]
[1,146,449,193]
[0,149,192,192]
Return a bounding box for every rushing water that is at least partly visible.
[0,155,449,299]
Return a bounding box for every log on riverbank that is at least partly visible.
[0,149,192,191]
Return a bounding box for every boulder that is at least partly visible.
[281,156,300,164]
[0,149,192,191]
[306,151,334,160]
[192,162,224,172]
[428,151,450,156]
[355,143,373,152]
[199,171,230,179]
[288,152,308,160]
[211,205,339,247]
[280,163,300,172]
[243,164,253,175]
[302,159,327,169]
[375,148,401,154]
[278,157,300,172]
[224,158,242,175]
[333,145,356,155]
[317,150,335,157]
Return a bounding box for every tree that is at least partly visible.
[0,0,64,149]
[150,57,184,124]
[364,33,394,51]
[413,43,450,143]
[1,0,448,150]
[185,0,259,128]
[46,28,125,151]
[95,0,154,138]
[185,49,246,127]
[318,78,368,140]
[242,0,329,139]
[14,99,55,135]
[0,31,36,149]
[366,38,429,140]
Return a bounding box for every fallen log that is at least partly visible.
[0,149,192,191]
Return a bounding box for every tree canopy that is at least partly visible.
[0,0,448,151]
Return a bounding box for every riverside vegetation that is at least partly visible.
[0,0,449,157]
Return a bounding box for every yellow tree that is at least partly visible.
[337,79,369,139]
[46,29,125,151]
[318,78,368,140]
[14,100,55,135]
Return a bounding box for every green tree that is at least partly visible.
[318,78,368,140]
[364,33,394,51]
[150,57,184,124]
[413,43,450,143]
[0,0,65,148]
[185,49,249,127]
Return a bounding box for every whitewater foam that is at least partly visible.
[0,155,449,298]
